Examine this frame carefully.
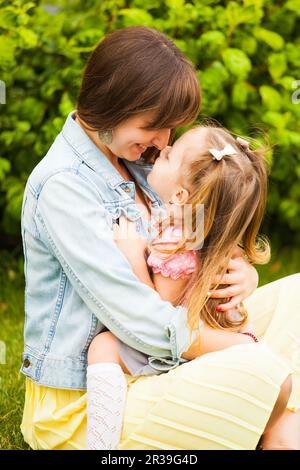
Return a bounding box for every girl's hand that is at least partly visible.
[113,217,154,288]
[209,255,259,312]
[113,216,148,266]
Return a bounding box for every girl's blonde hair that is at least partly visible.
[172,124,270,340]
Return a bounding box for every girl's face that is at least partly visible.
[147,131,193,203]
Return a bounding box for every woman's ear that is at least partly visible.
[169,187,190,206]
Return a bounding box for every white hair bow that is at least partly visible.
[209,144,237,161]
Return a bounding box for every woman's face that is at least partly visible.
[109,112,171,162]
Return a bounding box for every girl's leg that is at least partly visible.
[87,331,129,450]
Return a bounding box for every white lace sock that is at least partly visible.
[87,362,127,450]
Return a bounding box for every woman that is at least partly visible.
[20,26,299,450]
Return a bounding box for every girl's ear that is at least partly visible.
[169,187,190,206]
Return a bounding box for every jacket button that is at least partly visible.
[23,358,31,368]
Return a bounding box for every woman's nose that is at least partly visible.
[151,129,171,150]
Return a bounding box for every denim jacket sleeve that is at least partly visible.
[35,169,197,365]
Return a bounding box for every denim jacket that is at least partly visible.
[20,111,195,390]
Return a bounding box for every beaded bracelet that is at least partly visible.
[242,332,259,343]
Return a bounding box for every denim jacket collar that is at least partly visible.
[62,111,163,207]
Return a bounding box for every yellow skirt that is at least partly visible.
[21,274,300,450]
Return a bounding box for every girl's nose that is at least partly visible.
[152,129,171,150]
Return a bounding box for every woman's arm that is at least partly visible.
[209,256,259,312]
[36,171,192,363]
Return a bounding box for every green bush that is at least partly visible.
[0,0,300,246]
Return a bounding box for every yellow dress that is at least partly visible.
[21,274,300,450]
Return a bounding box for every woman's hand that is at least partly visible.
[209,253,259,312]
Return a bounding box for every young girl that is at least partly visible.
[86,125,289,450]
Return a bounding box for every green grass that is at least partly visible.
[0,252,30,450]
[257,245,300,287]
[0,247,299,450]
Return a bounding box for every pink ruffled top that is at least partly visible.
[147,226,199,280]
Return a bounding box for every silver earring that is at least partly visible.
[98,129,113,145]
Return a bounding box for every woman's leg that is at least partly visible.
[118,342,292,450]
[258,374,300,450]
[259,408,300,450]
[22,275,300,450]
[87,331,129,450]
[263,374,292,434]
[21,342,292,450]
[228,274,300,450]
[244,274,300,448]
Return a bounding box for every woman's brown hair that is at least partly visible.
[77,26,201,160]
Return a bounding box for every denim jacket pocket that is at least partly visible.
[104,201,141,221]
[103,202,144,238]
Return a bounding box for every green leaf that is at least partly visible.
[18,27,38,49]
[59,92,74,117]
[278,76,297,91]
[254,28,284,51]
[19,98,46,124]
[259,86,282,111]
[0,36,16,70]
[222,48,252,79]
[262,111,290,129]
[0,157,11,181]
[285,0,300,16]
[198,31,226,59]
[68,29,104,53]
[231,81,251,110]
[118,8,153,27]
[16,121,31,133]
[268,53,287,81]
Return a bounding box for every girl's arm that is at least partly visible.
[181,324,254,361]
[113,220,192,307]
[151,273,189,306]
[113,220,191,304]
[113,219,154,288]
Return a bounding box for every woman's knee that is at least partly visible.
[88,331,120,365]
[264,374,292,433]
[278,374,292,409]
